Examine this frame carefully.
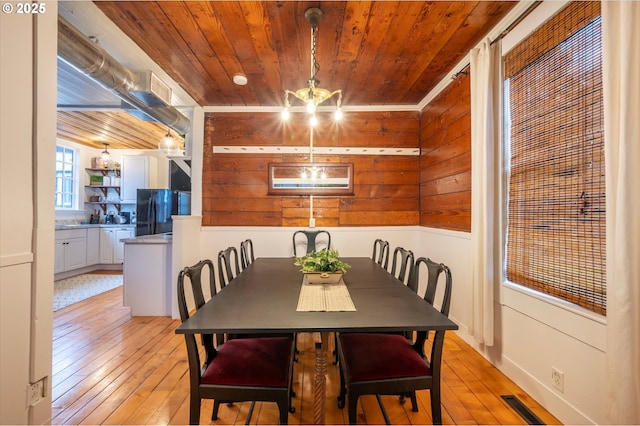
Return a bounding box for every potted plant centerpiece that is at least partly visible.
[295,248,351,284]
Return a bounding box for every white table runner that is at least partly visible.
[296,276,357,312]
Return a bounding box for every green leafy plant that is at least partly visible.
[294,248,351,273]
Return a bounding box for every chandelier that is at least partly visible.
[281,7,343,126]
[157,127,183,155]
[100,143,111,165]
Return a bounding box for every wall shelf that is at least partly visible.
[86,185,121,197]
[85,202,122,215]
[85,167,121,177]
[85,168,122,215]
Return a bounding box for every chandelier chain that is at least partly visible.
[311,26,320,80]
[282,6,342,125]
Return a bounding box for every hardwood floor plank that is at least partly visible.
[100,338,185,424]
[441,381,477,424]
[51,284,561,425]
[53,322,182,425]
[52,317,174,392]
[169,394,191,425]
[77,342,185,425]
[120,360,189,424]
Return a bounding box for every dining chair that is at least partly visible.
[372,239,390,269]
[176,259,220,357]
[217,246,241,288]
[240,239,255,270]
[331,244,403,365]
[292,230,331,257]
[230,242,300,361]
[390,246,415,285]
[178,260,296,425]
[411,257,451,307]
[336,257,453,424]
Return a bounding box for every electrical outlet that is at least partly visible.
[27,379,45,406]
[551,367,564,393]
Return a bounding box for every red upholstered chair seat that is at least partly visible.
[202,337,293,387]
[339,333,431,382]
[336,257,452,424]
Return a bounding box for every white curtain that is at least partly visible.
[602,2,640,424]
[469,39,501,346]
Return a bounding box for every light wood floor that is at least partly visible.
[52,285,561,425]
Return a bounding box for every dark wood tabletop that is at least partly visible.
[175,257,458,336]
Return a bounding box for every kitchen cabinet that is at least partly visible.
[54,229,87,273]
[99,227,134,264]
[86,228,100,265]
[120,155,149,203]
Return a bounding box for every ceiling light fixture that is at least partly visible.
[100,143,111,165]
[282,7,343,126]
[158,128,181,155]
[233,74,248,86]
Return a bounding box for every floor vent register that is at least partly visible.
[501,394,545,425]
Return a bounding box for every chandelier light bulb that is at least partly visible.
[306,99,316,114]
[281,108,290,121]
[301,169,308,179]
[334,108,343,121]
[309,115,318,127]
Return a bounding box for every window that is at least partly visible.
[504,2,605,315]
[55,145,77,209]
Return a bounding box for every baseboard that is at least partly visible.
[54,264,122,281]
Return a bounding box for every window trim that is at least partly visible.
[501,280,606,352]
[55,143,79,211]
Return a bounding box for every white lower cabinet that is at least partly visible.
[86,228,100,265]
[100,227,134,264]
[54,229,88,273]
[99,228,114,264]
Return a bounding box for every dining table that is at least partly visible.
[175,256,458,424]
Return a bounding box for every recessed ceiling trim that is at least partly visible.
[203,104,420,113]
[213,146,419,156]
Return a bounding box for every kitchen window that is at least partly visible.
[503,2,605,315]
[55,145,77,209]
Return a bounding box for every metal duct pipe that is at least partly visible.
[57,15,191,135]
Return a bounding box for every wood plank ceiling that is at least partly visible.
[58,1,517,149]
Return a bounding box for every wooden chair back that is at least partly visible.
[240,239,255,270]
[371,239,390,269]
[390,246,414,285]
[217,246,240,288]
[292,230,331,256]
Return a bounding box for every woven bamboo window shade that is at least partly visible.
[504,2,605,315]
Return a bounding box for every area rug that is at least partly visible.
[53,274,122,311]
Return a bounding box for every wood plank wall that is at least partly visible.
[419,73,472,232]
[203,111,420,227]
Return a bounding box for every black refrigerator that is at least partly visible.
[136,189,190,236]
